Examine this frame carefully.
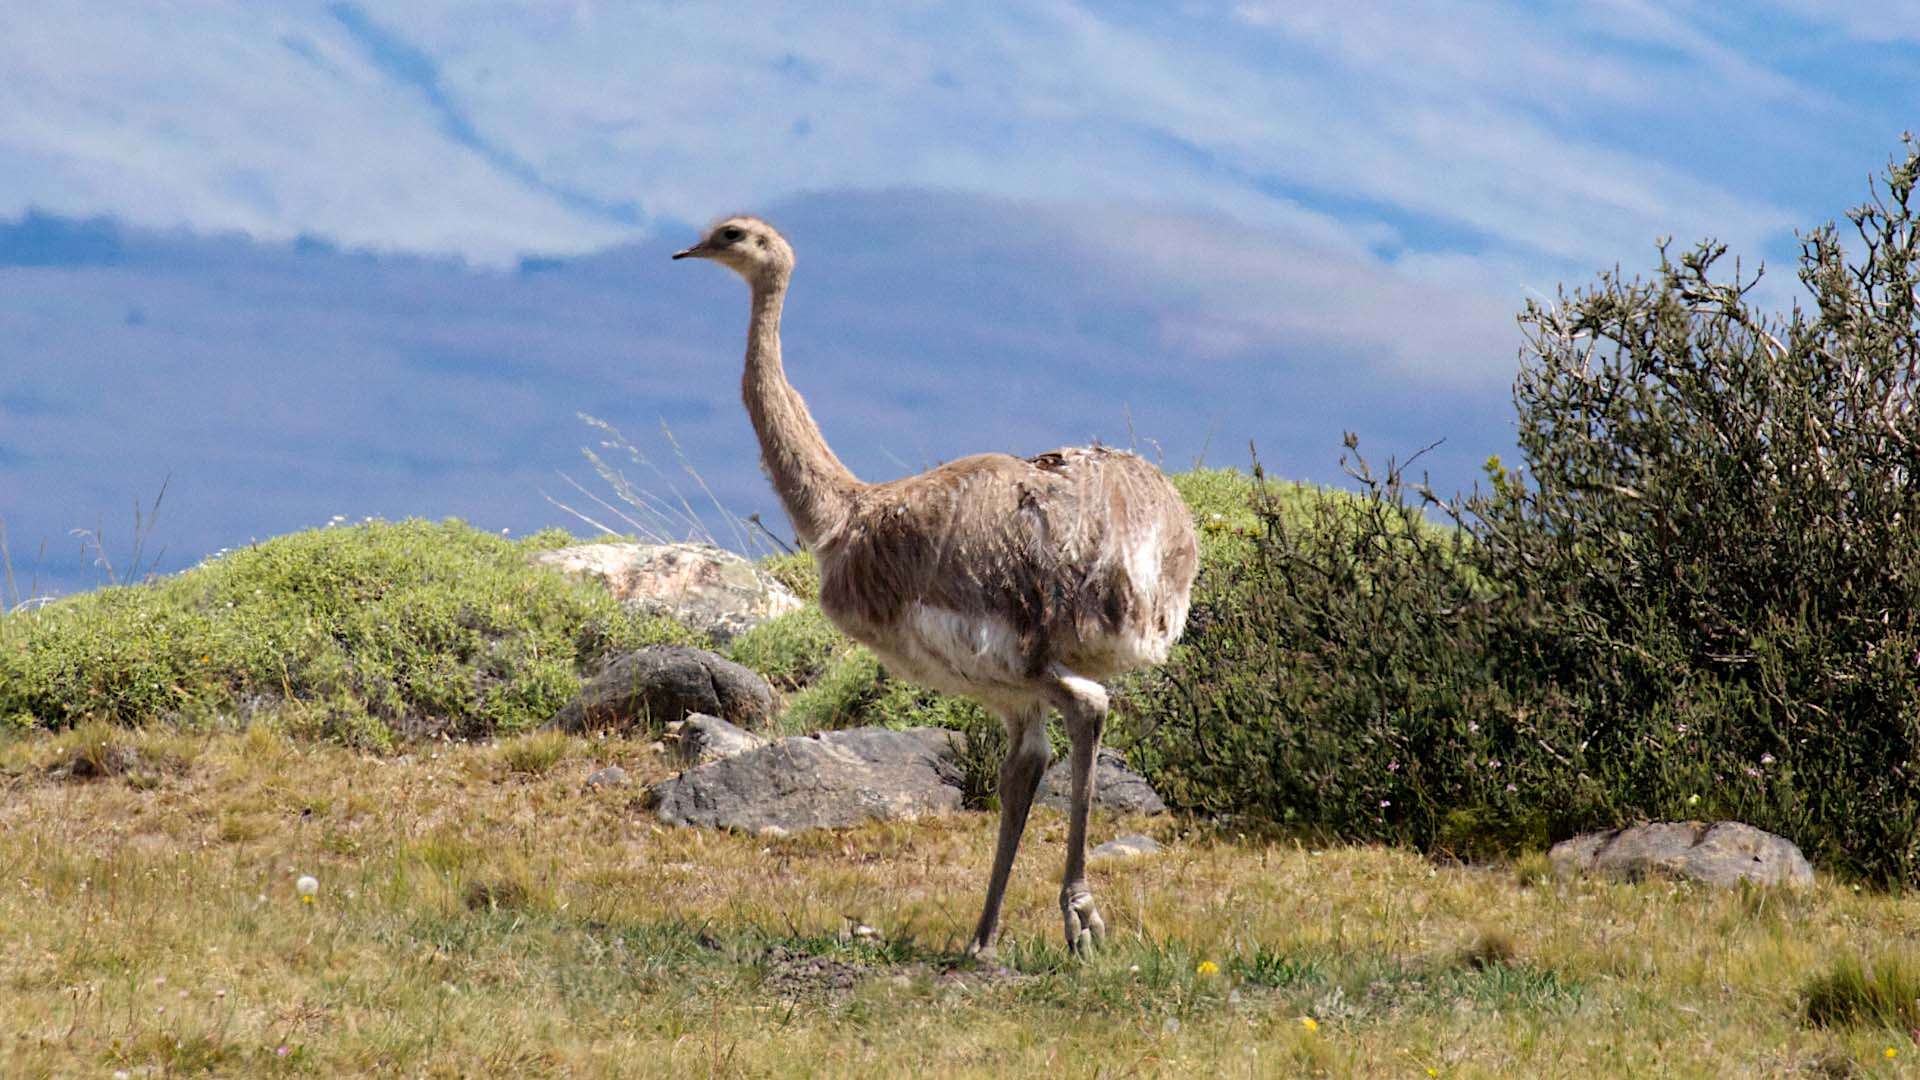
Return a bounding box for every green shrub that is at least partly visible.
[781,647,989,735]
[1452,140,1920,882]
[495,730,576,776]
[725,606,846,691]
[758,550,820,601]
[1120,457,1552,855]
[1130,140,1920,881]
[0,520,698,743]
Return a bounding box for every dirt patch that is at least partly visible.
[463,878,533,912]
[933,960,1028,992]
[761,946,864,1001]
[44,744,183,786]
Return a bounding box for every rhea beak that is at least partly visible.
[671,243,708,261]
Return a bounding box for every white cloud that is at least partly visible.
[0,0,1835,277]
[0,6,629,262]
[1755,0,1920,41]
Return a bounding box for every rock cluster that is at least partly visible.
[650,725,1168,837]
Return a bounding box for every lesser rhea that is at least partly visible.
[673,217,1197,955]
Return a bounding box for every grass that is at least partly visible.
[2,729,1916,1077]
[1803,954,1920,1030]
[493,730,576,776]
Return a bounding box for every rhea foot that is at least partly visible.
[1062,888,1106,954]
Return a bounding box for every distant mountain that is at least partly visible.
[0,190,1519,599]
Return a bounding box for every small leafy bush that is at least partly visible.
[725,606,845,692]
[495,730,576,776]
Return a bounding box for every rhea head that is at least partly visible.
[671,216,795,286]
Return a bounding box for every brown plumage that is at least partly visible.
[673,216,1197,956]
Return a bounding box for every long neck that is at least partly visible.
[742,272,858,547]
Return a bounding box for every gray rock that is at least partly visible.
[531,541,804,644]
[1549,821,1813,888]
[1037,747,1167,815]
[551,646,772,734]
[1091,833,1163,860]
[666,713,769,767]
[652,726,966,835]
[584,764,630,789]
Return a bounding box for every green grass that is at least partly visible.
[494,730,577,776]
[1803,953,1920,1030]
[1,730,1915,1077]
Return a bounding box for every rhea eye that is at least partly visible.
[719,226,745,243]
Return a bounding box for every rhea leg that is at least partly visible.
[965,704,1050,958]
[1050,669,1110,953]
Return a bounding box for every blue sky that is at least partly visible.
[1,2,1915,596]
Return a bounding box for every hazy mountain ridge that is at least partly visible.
[0,191,1513,599]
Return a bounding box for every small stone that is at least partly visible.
[666,713,769,767]
[585,764,630,789]
[1091,833,1163,860]
[652,727,966,834]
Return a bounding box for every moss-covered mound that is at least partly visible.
[0,520,698,748]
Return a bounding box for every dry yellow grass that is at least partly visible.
[1,725,1914,1077]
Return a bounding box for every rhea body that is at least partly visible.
[673,217,1198,955]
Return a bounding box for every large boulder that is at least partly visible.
[1549,821,1813,888]
[1037,747,1167,815]
[651,727,966,835]
[551,646,773,733]
[531,541,804,644]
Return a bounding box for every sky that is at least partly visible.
[1,1,1915,598]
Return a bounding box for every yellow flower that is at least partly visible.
[1428,1070,1439,1077]
[1195,960,1219,977]
[1887,1047,1899,1060]
[1298,1016,1318,1032]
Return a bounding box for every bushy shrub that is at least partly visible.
[0,520,698,743]
[1132,141,1920,881]
[1464,142,1920,882]
[1119,458,1567,855]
